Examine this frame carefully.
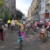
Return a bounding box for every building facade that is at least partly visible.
[27,7,31,20]
[27,0,41,21]
[4,0,16,18]
[27,0,37,20]
[41,0,50,22]
[33,0,41,21]
[31,0,37,17]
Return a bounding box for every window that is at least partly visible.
[41,0,44,4]
[43,0,44,2]
[42,7,44,10]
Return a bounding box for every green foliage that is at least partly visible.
[0,1,4,10]
[10,15,14,20]
[2,9,10,23]
[16,10,23,20]
[0,0,3,1]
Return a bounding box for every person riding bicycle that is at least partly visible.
[18,25,23,45]
[0,19,4,41]
[31,23,34,29]
[40,26,46,39]
[11,19,15,27]
[15,19,18,26]
[46,21,50,31]
[27,22,29,28]
[7,19,11,28]
[26,23,28,28]
[11,19,15,30]
[25,23,28,32]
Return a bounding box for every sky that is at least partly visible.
[16,0,32,16]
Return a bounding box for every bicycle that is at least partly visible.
[0,29,4,41]
[25,28,28,34]
[19,38,23,50]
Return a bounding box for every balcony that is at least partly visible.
[46,1,50,5]
[46,10,50,13]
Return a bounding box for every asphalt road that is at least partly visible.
[0,28,50,50]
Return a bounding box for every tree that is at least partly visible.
[2,9,10,23]
[0,2,4,10]
[16,10,24,20]
[0,0,4,18]
[0,0,4,10]
[10,14,14,20]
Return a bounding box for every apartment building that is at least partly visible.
[41,0,50,22]
[33,0,41,20]
[31,0,37,17]
[27,7,31,20]
[27,0,41,21]
[27,0,37,20]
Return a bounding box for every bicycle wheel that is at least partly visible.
[19,45,22,50]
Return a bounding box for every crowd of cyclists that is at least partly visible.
[7,19,50,43]
[0,18,50,49]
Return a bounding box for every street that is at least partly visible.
[0,29,50,50]
[0,0,50,50]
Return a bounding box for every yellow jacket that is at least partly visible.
[7,20,11,23]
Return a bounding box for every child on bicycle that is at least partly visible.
[40,26,46,39]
